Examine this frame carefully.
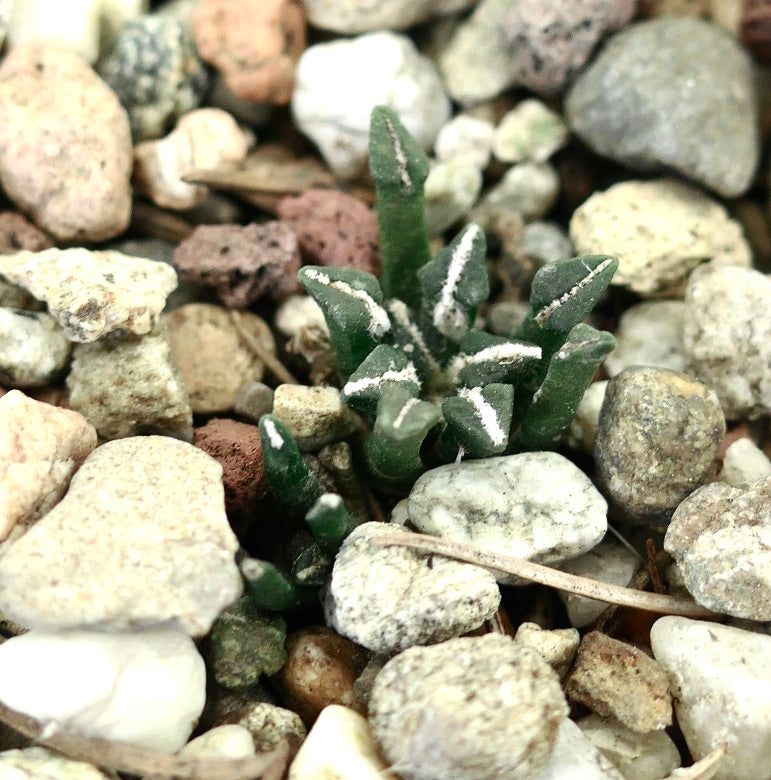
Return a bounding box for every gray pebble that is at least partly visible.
[369,634,568,780]
[665,477,771,621]
[324,522,500,655]
[565,17,759,197]
[233,381,274,424]
[521,221,574,268]
[595,367,725,524]
[473,161,559,223]
[0,308,71,387]
[98,15,208,141]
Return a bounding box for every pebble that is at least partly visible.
[324,522,500,654]
[218,701,307,753]
[0,390,96,540]
[604,300,686,377]
[566,380,608,455]
[472,161,559,224]
[276,188,380,275]
[565,17,758,197]
[274,294,335,384]
[569,179,751,297]
[513,622,579,679]
[521,221,574,268]
[720,437,771,486]
[207,596,287,690]
[408,452,607,579]
[192,0,305,105]
[651,616,771,780]
[664,477,771,621]
[558,539,638,628]
[97,15,208,141]
[683,262,771,420]
[434,113,495,169]
[173,222,301,308]
[493,99,569,163]
[0,42,132,241]
[0,436,241,636]
[133,107,249,210]
[66,326,193,440]
[177,724,255,759]
[165,303,275,415]
[0,746,112,779]
[369,634,568,780]
[271,626,369,727]
[0,210,54,253]
[193,417,269,524]
[301,0,475,33]
[424,156,483,237]
[534,717,624,780]
[0,309,71,387]
[0,627,205,751]
[233,381,274,423]
[288,704,391,780]
[577,714,680,780]
[594,367,725,524]
[292,31,450,180]
[0,247,178,342]
[566,632,672,733]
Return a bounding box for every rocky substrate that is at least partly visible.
[0,1,770,779]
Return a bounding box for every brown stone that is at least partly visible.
[271,626,369,727]
[173,222,301,308]
[566,631,672,733]
[193,0,306,105]
[0,212,53,254]
[277,188,380,275]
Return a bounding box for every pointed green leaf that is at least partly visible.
[241,557,317,612]
[305,492,360,553]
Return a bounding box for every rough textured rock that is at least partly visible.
[595,367,725,524]
[566,632,672,733]
[0,436,241,636]
[0,627,205,751]
[565,17,758,197]
[651,616,771,780]
[292,31,450,180]
[173,222,301,308]
[66,326,193,441]
[0,390,96,540]
[0,247,178,342]
[301,0,475,32]
[513,622,579,679]
[0,42,132,241]
[0,211,53,254]
[683,262,771,419]
[165,303,275,414]
[493,99,569,163]
[408,452,607,579]
[193,0,306,104]
[569,179,751,297]
[218,701,307,753]
[324,522,500,654]
[98,15,208,140]
[0,309,71,387]
[370,635,568,780]
[664,477,771,621]
[0,746,113,779]
[276,189,380,275]
[271,626,369,727]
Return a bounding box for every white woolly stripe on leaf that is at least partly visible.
[343,364,421,397]
[303,268,391,338]
[383,114,412,190]
[432,225,481,339]
[446,342,542,384]
[456,387,507,446]
[263,418,284,449]
[393,397,421,429]
[388,300,441,375]
[534,256,615,327]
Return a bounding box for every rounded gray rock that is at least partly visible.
[565,17,758,197]
[98,15,208,141]
[594,367,725,524]
[369,634,568,780]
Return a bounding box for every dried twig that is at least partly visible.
[662,744,727,780]
[373,534,717,618]
[0,700,291,779]
[229,310,299,386]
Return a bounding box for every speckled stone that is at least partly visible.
[565,17,759,197]
[324,522,500,655]
[0,309,71,387]
[218,701,306,753]
[594,367,725,524]
[664,477,771,621]
[370,634,568,780]
[472,161,559,223]
[492,99,569,163]
[513,622,579,679]
[98,15,208,141]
